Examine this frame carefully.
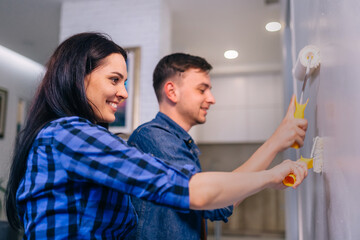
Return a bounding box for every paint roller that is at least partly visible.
[291,45,320,149]
[283,136,324,186]
[283,45,322,187]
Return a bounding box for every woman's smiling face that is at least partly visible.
[84,53,128,123]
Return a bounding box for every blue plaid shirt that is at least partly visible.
[16,116,195,239]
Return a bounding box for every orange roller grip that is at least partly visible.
[282,156,313,187]
[291,97,309,149]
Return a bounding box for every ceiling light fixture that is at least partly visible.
[265,22,281,32]
[224,50,238,59]
[0,45,44,73]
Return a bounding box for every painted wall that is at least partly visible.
[199,143,286,236]
[283,0,360,239]
[190,71,284,143]
[0,46,43,219]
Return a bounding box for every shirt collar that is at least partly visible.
[155,112,194,143]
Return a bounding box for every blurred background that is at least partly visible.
[5,1,360,240]
[0,0,286,239]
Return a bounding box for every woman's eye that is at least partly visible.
[110,77,119,83]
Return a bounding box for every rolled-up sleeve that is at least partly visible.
[203,206,233,222]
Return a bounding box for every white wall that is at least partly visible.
[60,0,171,126]
[284,0,360,239]
[191,71,284,143]
[0,46,43,219]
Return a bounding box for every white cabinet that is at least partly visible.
[190,72,284,143]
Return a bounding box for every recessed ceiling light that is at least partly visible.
[265,22,281,32]
[224,50,238,59]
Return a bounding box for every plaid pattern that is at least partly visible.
[17,116,194,239]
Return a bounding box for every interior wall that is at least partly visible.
[199,143,285,236]
[284,0,360,239]
[190,71,284,143]
[0,46,43,220]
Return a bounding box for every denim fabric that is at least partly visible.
[126,112,233,240]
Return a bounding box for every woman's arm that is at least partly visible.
[189,159,308,210]
[53,117,308,211]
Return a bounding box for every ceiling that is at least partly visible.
[0,0,282,73]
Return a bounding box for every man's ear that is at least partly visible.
[163,81,178,103]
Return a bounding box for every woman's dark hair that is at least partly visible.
[153,53,212,102]
[5,32,127,230]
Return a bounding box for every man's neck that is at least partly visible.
[159,106,192,132]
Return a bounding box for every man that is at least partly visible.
[127,53,307,239]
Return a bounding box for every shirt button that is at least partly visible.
[188,140,192,144]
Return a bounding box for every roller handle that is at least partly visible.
[291,97,309,149]
[282,156,313,187]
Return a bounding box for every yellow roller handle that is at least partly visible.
[282,156,313,187]
[291,97,309,149]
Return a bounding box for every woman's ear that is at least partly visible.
[163,81,178,103]
[84,74,90,89]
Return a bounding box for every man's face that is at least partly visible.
[175,68,215,129]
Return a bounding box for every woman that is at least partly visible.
[6,32,308,239]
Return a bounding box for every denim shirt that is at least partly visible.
[126,112,233,240]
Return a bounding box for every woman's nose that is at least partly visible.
[117,84,128,99]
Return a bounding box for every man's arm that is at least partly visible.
[234,95,308,173]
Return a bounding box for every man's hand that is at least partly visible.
[268,159,308,190]
[269,95,308,152]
